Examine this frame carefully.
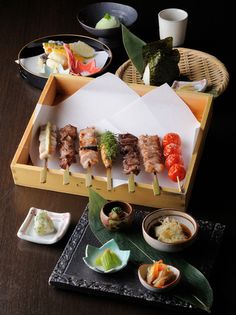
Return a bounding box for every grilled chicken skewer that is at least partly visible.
[100,131,118,191]
[59,124,78,185]
[138,135,164,196]
[118,133,141,193]
[79,127,99,187]
[39,122,57,183]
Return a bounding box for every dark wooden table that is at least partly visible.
[0,1,235,314]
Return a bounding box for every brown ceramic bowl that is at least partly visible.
[100,201,134,231]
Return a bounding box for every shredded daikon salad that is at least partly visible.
[154,217,187,243]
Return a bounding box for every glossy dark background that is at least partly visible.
[0,1,235,314]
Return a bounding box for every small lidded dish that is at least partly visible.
[142,208,198,252]
[138,260,180,292]
[100,200,134,231]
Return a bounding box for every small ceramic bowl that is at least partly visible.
[100,200,134,231]
[138,263,180,292]
[142,209,198,252]
[77,2,138,45]
[83,239,130,273]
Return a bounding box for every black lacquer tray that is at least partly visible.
[49,207,225,312]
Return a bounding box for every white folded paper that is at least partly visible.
[30,73,200,189]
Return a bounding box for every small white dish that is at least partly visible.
[172,79,207,92]
[138,263,180,292]
[17,207,71,244]
[83,239,130,273]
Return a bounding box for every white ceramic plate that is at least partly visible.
[17,207,71,244]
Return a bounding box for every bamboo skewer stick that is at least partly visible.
[177,176,184,193]
[152,172,160,196]
[63,165,70,185]
[128,172,135,193]
[85,166,92,187]
[106,167,112,191]
[40,159,48,183]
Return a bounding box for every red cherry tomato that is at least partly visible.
[168,164,186,182]
[162,133,181,147]
[165,154,184,170]
[163,143,181,158]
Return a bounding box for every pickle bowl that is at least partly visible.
[138,263,181,292]
[100,200,134,231]
[142,208,198,252]
[83,239,130,273]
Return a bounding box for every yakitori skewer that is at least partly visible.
[58,124,78,185]
[39,122,57,183]
[163,133,186,192]
[79,127,99,187]
[138,135,164,196]
[118,133,141,193]
[100,131,118,191]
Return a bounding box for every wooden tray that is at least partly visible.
[49,206,225,311]
[11,74,213,210]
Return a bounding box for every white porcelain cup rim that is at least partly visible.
[158,8,188,23]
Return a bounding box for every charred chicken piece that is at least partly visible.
[138,135,164,174]
[59,124,77,170]
[79,127,99,169]
[118,133,141,176]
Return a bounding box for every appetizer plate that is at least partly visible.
[17,207,71,244]
[17,34,112,89]
[83,239,130,273]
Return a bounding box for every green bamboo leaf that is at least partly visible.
[121,24,146,75]
[88,189,213,312]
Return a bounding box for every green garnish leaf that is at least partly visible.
[100,131,118,161]
[111,206,122,214]
[122,24,146,75]
[104,13,111,20]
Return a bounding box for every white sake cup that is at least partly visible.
[158,8,188,47]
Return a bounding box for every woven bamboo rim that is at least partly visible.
[116,47,229,97]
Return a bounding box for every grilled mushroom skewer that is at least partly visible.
[59,124,78,185]
[138,135,164,195]
[79,127,99,187]
[118,133,141,193]
[39,122,57,183]
[100,131,118,191]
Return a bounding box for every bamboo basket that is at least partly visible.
[116,48,229,97]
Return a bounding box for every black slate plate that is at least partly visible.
[17,34,112,89]
[49,207,225,312]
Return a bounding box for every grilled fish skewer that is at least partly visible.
[39,122,57,183]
